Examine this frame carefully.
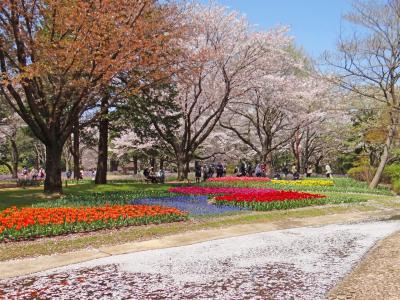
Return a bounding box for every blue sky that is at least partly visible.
[199,0,353,58]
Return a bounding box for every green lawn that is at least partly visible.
[0,182,174,211]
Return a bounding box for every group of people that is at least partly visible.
[65,169,88,180]
[195,162,226,183]
[143,167,165,183]
[21,166,45,181]
[280,163,333,180]
[234,162,268,177]
[232,161,333,180]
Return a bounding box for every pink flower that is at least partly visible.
[169,186,275,195]
[207,176,271,182]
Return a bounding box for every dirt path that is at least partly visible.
[329,230,400,299]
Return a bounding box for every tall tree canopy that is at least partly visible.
[0,0,180,192]
[325,0,400,188]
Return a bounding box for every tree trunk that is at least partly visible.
[293,129,302,172]
[10,140,19,179]
[35,149,40,170]
[315,156,323,174]
[160,158,164,170]
[183,160,190,179]
[177,159,184,181]
[44,144,63,194]
[12,161,18,179]
[95,98,109,184]
[133,158,138,175]
[72,116,80,180]
[369,122,396,188]
[261,151,273,173]
[110,159,119,172]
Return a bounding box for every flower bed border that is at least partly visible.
[215,197,330,211]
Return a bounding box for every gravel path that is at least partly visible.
[1,221,399,300]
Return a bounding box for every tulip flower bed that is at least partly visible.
[132,195,244,216]
[215,190,327,211]
[0,205,187,241]
[207,176,271,182]
[271,179,334,187]
[169,186,275,195]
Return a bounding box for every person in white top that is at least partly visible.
[325,164,332,178]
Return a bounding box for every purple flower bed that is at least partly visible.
[131,196,245,216]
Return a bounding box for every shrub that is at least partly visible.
[383,164,400,182]
[0,165,10,175]
[391,179,400,194]
[347,165,377,182]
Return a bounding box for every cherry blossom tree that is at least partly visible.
[126,3,296,180]
[221,60,332,171]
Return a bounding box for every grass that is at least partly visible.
[0,181,175,211]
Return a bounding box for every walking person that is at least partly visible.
[261,163,267,177]
[66,170,72,180]
[22,166,29,180]
[325,164,332,179]
[158,168,165,183]
[247,163,253,177]
[239,162,246,177]
[291,163,297,175]
[203,165,209,181]
[195,162,202,183]
[291,164,300,180]
[216,162,223,178]
[255,163,262,177]
[208,165,214,178]
[143,168,150,178]
[31,168,38,180]
[306,165,313,178]
[39,168,45,180]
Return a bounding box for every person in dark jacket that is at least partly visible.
[195,161,202,183]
